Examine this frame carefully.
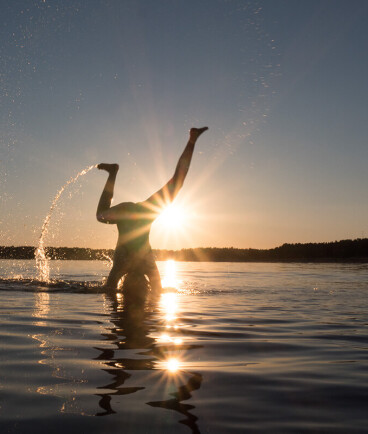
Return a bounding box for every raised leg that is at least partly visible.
[96,163,119,223]
[143,127,208,208]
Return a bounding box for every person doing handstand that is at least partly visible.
[97,127,208,292]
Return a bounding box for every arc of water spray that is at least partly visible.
[35,165,97,282]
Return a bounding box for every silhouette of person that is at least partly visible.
[96,127,208,292]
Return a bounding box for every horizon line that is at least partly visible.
[1,237,367,252]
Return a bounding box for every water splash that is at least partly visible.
[35,165,96,282]
[99,252,113,269]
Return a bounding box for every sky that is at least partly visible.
[1,0,367,250]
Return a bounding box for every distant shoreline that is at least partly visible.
[1,238,368,263]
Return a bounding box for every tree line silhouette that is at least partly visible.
[1,238,368,262]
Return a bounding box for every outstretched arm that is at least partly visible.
[143,127,208,209]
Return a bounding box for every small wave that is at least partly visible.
[0,277,246,295]
[0,277,105,293]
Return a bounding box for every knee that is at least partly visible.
[96,213,106,223]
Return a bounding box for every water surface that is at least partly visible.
[0,260,367,433]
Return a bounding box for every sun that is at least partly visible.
[151,196,198,249]
[156,203,186,230]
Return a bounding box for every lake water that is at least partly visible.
[0,260,367,433]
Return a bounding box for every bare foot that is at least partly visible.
[190,126,208,142]
[97,163,119,174]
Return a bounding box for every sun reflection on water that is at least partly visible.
[156,260,188,376]
[32,292,50,327]
[161,259,181,289]
[160,292,178,322]
[166,357,180,373]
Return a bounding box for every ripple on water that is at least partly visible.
[0,261,368,432]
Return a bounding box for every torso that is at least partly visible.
[115,202,156,255]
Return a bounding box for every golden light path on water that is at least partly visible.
[32,292,50,327]
[158,259,185,374]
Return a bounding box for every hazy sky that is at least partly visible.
[1,0,367,250]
